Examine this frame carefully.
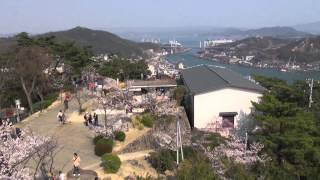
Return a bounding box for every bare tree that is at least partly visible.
[12,46,52,114]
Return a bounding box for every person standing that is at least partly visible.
[93,112,98,126]
[88,113,93,125]
[63,98,68,111]
[83,112,89,126]
[61,111,66,124]
[72,153,81,177]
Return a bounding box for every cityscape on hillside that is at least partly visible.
[1,1,320,180]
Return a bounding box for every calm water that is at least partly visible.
[166,40,320,83]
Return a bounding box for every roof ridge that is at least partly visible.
[204,65,231,85]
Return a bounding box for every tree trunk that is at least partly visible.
[20,76,36,114]
[36,90,44,112]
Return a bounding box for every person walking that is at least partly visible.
[57,110,63,124]
[72,153,81,177]
[58,171,65,180]
[93,112,98,126]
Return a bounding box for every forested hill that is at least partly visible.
[214,36,320,64]
[0,27,160,57]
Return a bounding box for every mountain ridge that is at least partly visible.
[0,27,159,57]
[204,26,311,39]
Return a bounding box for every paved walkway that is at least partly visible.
[17,95,100,173]
[17,93,158,179]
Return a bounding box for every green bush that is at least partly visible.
[149,149,176,173]
[115,131,126,141]
[32,92,59,112]
[173,86,186,105]
[176,159,217,180]
[94,138,113,156]
[182,146,198,160]
[93,135,104,144]
[224,161,255,180]
[205,133,226,149]
[141,113,155,128]
[101,153,121,173]
[177,148,217,179]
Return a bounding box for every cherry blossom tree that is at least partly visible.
[200,135,269,178]
[0,121,56,179]
[90,88,128,138]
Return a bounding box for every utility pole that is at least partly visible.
[176,114,184,165]
[307,78,314,108]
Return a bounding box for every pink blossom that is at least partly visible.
[0,121,51,179]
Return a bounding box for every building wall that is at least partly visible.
[193,88,262,129]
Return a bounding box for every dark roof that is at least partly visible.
[219,112,238,117]
[181,65,266,94]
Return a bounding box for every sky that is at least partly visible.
[0,0,320,34]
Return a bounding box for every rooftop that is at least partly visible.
[181,65,266,94]
[127,79,177,88]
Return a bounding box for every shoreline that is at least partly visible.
[193,53,320,73]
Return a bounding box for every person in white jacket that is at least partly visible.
[58,171,65,180]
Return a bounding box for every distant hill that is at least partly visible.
[278,36,320,63]
[294,21,320,35]
[204,26,311,39]
[0,27,160,57]
[244,27,310,38]
[210,36,320,64]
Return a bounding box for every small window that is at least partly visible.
[219,112,238,128]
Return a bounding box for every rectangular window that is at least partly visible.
[219,112,238,128]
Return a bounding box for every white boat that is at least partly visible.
[280,68,287,72]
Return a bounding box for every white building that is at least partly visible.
[202,39,233,48]
[148,64,157,76]
[176,62,184,70]
[245,56,255,61]
[182,65,265,136]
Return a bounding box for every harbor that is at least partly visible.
[164,43,320,82]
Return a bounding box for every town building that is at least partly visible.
[181,65,265,136]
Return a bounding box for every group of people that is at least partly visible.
[83,111,99,126]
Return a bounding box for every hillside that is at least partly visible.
[204,26,311,39]
[294,21,320,35]
[203,36,320,65]
[244,26,310,38]
[0,27,160,57]
[278,36,320,63]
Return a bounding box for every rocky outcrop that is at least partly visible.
[121,107,191,153]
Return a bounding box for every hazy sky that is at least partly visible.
[1,0,320,34]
